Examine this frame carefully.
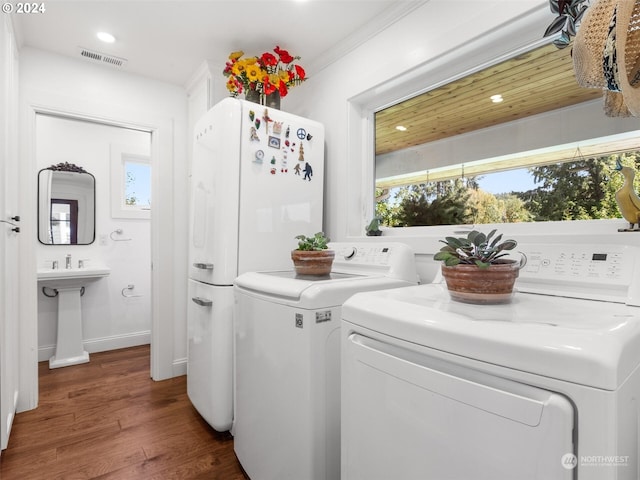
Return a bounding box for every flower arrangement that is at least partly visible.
[223,45,306,98]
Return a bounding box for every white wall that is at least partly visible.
[19,47,188,410]
[35,115,152,360]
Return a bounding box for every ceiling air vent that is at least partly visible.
[77,47,127,68]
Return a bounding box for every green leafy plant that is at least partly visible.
[543,0,589,49]
[434,229,517,269]
[294,232,330,251]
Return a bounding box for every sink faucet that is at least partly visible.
[66,254,72,269]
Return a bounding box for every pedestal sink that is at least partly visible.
[37,266,110,368]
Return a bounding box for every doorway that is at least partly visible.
[35,113,153,369]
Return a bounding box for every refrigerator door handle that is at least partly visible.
[193,262,214,270]
[191,296,213,307]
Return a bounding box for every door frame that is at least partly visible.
[18,98,179,411]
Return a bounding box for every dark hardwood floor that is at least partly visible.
[0,345,248,479]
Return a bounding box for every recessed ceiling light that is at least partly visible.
[490,94,503,103]
[395,125,407,131]
[97,32,116,43]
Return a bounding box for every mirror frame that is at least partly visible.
[37,162,96,246]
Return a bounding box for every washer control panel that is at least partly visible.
[517,244,639,304]
[329,242,418,283]
[522,247,631,283]
[334,245,392,264]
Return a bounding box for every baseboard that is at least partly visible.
[38,331,151,362]
[173,357,187,377]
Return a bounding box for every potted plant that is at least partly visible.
[433,229,525,304]
[291,232,335,276]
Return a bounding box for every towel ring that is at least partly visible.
[122,284,143,298]
[110,229,132,241]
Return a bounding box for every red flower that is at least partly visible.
[260,52,278,67]
[294,64,306,80]
[279,81,288,97]
[262,76,277,95]
[274,45,294,64]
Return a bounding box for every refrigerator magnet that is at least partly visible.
[263,109,273,133]
[296,128,307,140]
[303,162,313,181]
[268,136,281,149]
[254,150,264,163]
[250,127,260,142]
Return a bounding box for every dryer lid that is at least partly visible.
[342,283,640,390]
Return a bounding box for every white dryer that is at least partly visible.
[341,243,640,480]
[233,242,418,480]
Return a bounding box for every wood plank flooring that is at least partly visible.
[0,345,248,479]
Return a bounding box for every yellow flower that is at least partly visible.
[278,69,289,82]
[232,60,248,77]
[246,64,262,82]
[226,77,237,92]
[269,73,280,85]
[228,50,244,60]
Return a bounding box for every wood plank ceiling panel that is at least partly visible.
[375,43,604,156]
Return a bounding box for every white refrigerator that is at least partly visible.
[187,97,324,432]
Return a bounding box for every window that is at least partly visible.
[374,43,640,228]
[110,144,151,219]
[124,160,151,209]
[377,150,640,227]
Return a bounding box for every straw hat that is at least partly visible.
[616,0,640,115]
[572,0,617,89]
[571,0,638,117]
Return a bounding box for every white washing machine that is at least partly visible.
[233,242,419,480]
[341,242,640,480]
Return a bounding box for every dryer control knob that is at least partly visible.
[343,247,357,260]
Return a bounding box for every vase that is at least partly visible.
[440,260,522,304]
[291,249,335,276]
[244,90,281,110]
[264,91,281,110]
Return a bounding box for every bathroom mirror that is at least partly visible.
[38,163,96,245]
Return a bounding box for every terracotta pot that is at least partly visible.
[291,249,335,276]
[441,259,522,304]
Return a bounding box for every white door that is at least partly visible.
[189,99,242,285]
[342,329,575,480]
[236,100,325,276]
[0,15,19,452]
[186,280,233,431]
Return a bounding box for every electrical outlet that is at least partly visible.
[99,234,108,246]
